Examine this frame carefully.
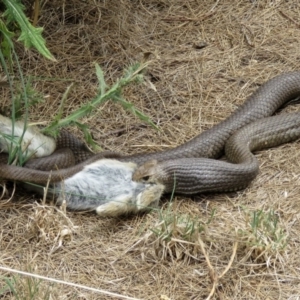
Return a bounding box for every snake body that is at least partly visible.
[0,71,300,194]
[134,112,300,194]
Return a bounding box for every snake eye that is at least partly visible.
[142,175,150,181]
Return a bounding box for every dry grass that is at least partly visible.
[1,0,300,299]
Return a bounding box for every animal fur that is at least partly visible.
[0,115,56,158]
[0,115,164,216]
[51,159,164,217]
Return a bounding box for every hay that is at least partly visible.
[1,0,300,298]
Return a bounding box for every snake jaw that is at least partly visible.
[132,159,162,184]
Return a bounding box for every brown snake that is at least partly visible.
[0,71,300,194]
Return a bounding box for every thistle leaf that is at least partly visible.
[3,0,56,61]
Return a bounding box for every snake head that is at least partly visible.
[132,159,161,183]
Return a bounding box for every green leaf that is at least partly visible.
[0,19,14,65]
[112,95,159,130]
[42,62,158,149]
[3,0,56,61]
[75,121,102,151]
[95,63,107,95]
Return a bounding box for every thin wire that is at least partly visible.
[0,265,141,300]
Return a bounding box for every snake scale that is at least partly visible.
[0,71,300,194]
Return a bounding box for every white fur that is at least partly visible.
[53,159,164,217]
[0,115,56,158]
[0,115,164,216]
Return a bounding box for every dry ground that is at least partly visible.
[1,0,300,299]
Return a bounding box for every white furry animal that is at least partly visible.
[50,159,164,217]
[0,115,56,158]
[0,114,164,216]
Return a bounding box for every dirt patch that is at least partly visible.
[1,0,300,299]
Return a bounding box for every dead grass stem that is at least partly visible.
[1,0,300,298]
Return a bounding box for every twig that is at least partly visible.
[198,237,217,300]
[0,182,8,200]
[219,242,238,279]
[99,124,147,138]
[210,0,221,12]
[32,0,40,26]
[42,173,52,205]
[198,237,238,300]
[162,12,214,23]
[0,181,15,204]
[162,0,219,23]
[279,10,300,28]
[241,25,255,47]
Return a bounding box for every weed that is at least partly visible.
[1,274,51,300]
[132,202,215,262]
[237,208,288,261]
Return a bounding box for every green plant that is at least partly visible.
[0,132,33,165]
[1,275,51,300]
[0,0,49,164]
[12,76,45,117]
[1,0,55,62]
[42,62,158,150]
[136,202,215,261]
[151,204,209,243]
[237,208,288,260]
[0,0,157,157]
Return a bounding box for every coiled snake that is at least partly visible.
[1,71,300,195]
